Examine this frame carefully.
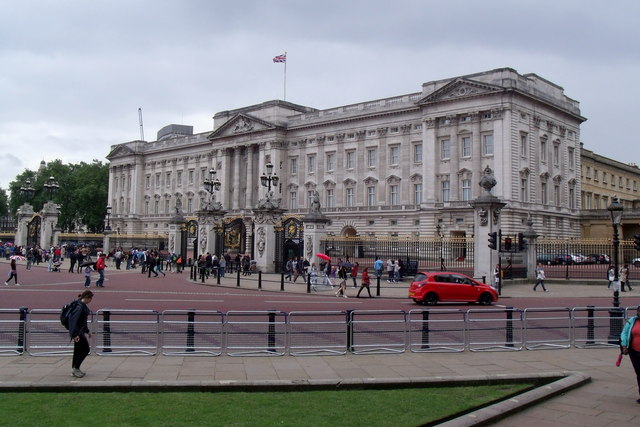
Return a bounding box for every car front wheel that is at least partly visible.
[423,292,438,306]
[478,293,493,306]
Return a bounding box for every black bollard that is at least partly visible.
[306,273,311,294]
[280,272,285,291]
[236,268,241,287]
[346,309,354,352]
[505,307,514,348]
[17,307,27,354]
[258,271,262,290]
[421,310,430,350]
[267,310,276,353]
[102,310,112,352]
[376,276,381,297]
[186,310,195,352]
[587,305,595,345]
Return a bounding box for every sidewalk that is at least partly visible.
[2,259,640,425]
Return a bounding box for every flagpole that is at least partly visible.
[283,51,287,101]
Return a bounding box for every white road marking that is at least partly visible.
[264,300,364,304]
[126,298,224,303]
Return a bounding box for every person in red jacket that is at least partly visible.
[95,253,106,287]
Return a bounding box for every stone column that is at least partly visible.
[468,166,506,283]
[196,209,225,256]
[168,203,185,256]
[15,204,34,247]
[523,216,539,281]
[302,212,330,266]
[253,207,284,273]
[40,201,60,248]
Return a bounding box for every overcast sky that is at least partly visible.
[1,0,638,190]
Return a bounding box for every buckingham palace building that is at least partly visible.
[106,67,585,259]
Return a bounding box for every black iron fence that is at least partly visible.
[320,236,474,277]
[536,239,640,280]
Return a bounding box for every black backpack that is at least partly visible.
[60,300,79,330]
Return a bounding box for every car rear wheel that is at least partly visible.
[478,293,493,306]
[422,292,438,306]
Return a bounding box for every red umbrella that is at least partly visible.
[9,255,25,261]
[316,253,331,261]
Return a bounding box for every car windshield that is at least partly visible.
[414,273,427,282]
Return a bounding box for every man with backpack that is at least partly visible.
[64,289,94,378]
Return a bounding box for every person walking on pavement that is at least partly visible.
[607,265,615,289]
[83,264,92,288]
[95,253,106,287]
[620,305,640,403]
[69,289,93,378]
[356,267,373,298]
[68,249,77,273]
[374,257,383,280]
[533,262,548,292]
[351,262,359,288]
[147,252,159,277]
[620,264,632,291]
[335,265,348,298]
[4,258,19,286]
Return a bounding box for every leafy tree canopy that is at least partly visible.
[7,159,109,233]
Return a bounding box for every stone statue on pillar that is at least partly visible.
[303,188,330,267]
[469,165,506,285]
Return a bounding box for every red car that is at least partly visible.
[408,271,498,306]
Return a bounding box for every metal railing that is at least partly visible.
[0,306,632,356]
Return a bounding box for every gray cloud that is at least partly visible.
[0,0,638,189]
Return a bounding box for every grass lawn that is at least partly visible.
[0,383,534,426]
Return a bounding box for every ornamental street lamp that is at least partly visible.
[607,195,624,344]
[608,196,624,307]
[436,224,445,271]
[260,162,279,198]
[19,180,35,201]
[202,168,222,211]
[104,205,112,232]
[44,176,59,201]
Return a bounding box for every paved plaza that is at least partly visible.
[1,259,640,425]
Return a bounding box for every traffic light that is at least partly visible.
[488,232,498,250]
[504,237,512,251]
[518,232,527,251]
[635,234,640,251]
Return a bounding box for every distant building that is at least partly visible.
[580,146,640,238]
[107,68,587,255]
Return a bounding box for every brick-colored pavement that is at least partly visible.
[1,258,640,425]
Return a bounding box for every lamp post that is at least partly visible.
[43,176,59,201]
[436,224,445,271]
[260,162,280,199]
[608,196,624,343]
[608,196,623,307]
[19,180,35,201]
[204,168,222,201]
[104,205,112,232]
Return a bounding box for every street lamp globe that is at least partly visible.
[608,196,623,225]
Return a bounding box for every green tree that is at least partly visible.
[0,188,9,216]
[7,160,109,233]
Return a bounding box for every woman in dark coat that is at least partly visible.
[69,289,94,378]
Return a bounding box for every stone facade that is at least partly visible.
[106,68,586,245]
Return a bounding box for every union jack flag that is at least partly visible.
[273,53,286,63]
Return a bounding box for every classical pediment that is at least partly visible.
[416,78,503,105]
[106,144,137,159]
[208,113,280,140]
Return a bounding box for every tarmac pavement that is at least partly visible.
[1,259,640,425]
